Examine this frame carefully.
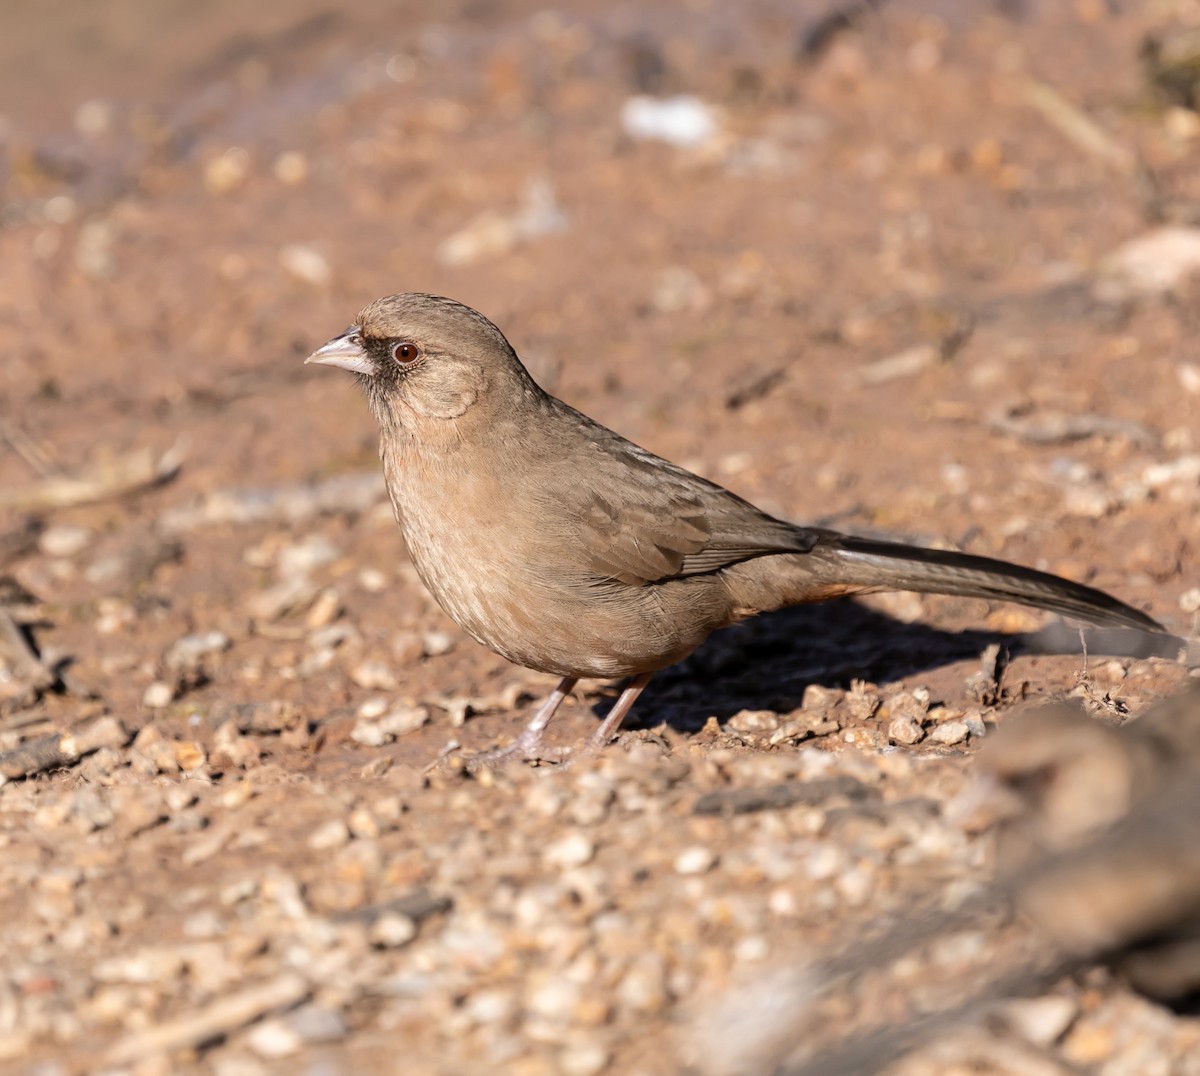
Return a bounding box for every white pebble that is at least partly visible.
[38,524,92,558]
[674,846,716,875]
[422,630,455,656]
[358,567,388,592]
[246,1019,301,1059]
[1180,588,1200,615]
[734,935,769,962]
[279,244,332,287]
[930,721,970,745]
[272,151,308,186]
[621,94,720,148]
[543,832,596,869]
[142,682,174,709]
[307,819,350,851]
[370,912,416,948]
[1003,995,1079,1046]
[560,1043,611,1076]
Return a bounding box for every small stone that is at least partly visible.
[280,244,331,287]
[734,935,769,962]
[1062,1020,1115,1065]
[143,681,174,708]
[929,721,969,745]
[674,846,716,875]
[38,525,92,558]
[350,660,397,691]
[246,1018,301,1059]
[803,684,844,711]
[351,706,429,746]
[616,952,669,1013]
[347,807,379,840]
[165,631,231,670]
[727,710,781,736]
[174,741,207,771]
[358,697,390,720]
[559,1042,610,1076]
[887,716,924,745]
[962,710,987,738]
[284,1004,347,1043]
[370,912,416,948]
[277,536,340,577]
[1180,588,1200,615]
[358,567,388,592]
[1003,995,1078,1047]
[304,588,341,630]
[273,152,309,186]
[543,832,596,869]
[422,630,455,656]
[205,147,251,194]
[308,819,350,851]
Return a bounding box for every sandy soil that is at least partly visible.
[0,1,1198,1073]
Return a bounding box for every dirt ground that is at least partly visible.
[1,0,1199,1073]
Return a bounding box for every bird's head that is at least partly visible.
[305,293,536,429]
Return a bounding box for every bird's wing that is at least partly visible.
[557,435,814,587]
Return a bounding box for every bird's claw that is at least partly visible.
[462,730,573,769]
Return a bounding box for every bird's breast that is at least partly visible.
[378,442,722,678]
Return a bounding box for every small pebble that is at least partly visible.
[308,819,350,851]
[205,147,251,194]
[246,1019,301,1059]
[280,244,332,287]
[674,846,716,875]
[142,681,174,709]
[422,630,455,657]
[273,152,309,186]
[38,525,92,558]
[929,721,970,746]
[370,913,417,948]
[543,833,596,869]
[1003,995,1079,1047]
[887,715,924,745]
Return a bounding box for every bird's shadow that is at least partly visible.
[589,599,1181,733]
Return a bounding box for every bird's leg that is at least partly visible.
[469,676,578,765]
[586,672,654,750]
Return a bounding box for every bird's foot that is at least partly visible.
[462,727,572,769]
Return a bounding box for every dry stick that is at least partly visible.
[0,442,183,513]
[1022,79,1134,173]
[0,716,128,783]
[692,775,878,817]
[102,973,311,1067]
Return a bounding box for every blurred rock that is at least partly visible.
[621,95,720,148]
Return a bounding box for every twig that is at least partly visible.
[692,776,877,816]
[0,716,129,783]
[102,973,310,1066]
[1022,78,1134,173]
[0,442,183,512]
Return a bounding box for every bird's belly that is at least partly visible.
[399,518,708,678]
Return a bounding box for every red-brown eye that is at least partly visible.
[392,342,421,365]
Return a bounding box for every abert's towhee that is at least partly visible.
[307,293,1168,761]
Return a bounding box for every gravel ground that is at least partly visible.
[0,1,1198,1073]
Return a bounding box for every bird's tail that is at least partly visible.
[822,533,1165,634]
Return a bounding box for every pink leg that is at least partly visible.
[470,676,578,766]
[586,672,654,750]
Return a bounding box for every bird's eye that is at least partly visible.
[392,341,421,365]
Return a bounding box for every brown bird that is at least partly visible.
[306,293,1168,761]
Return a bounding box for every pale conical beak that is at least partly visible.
[304,326,374,376]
